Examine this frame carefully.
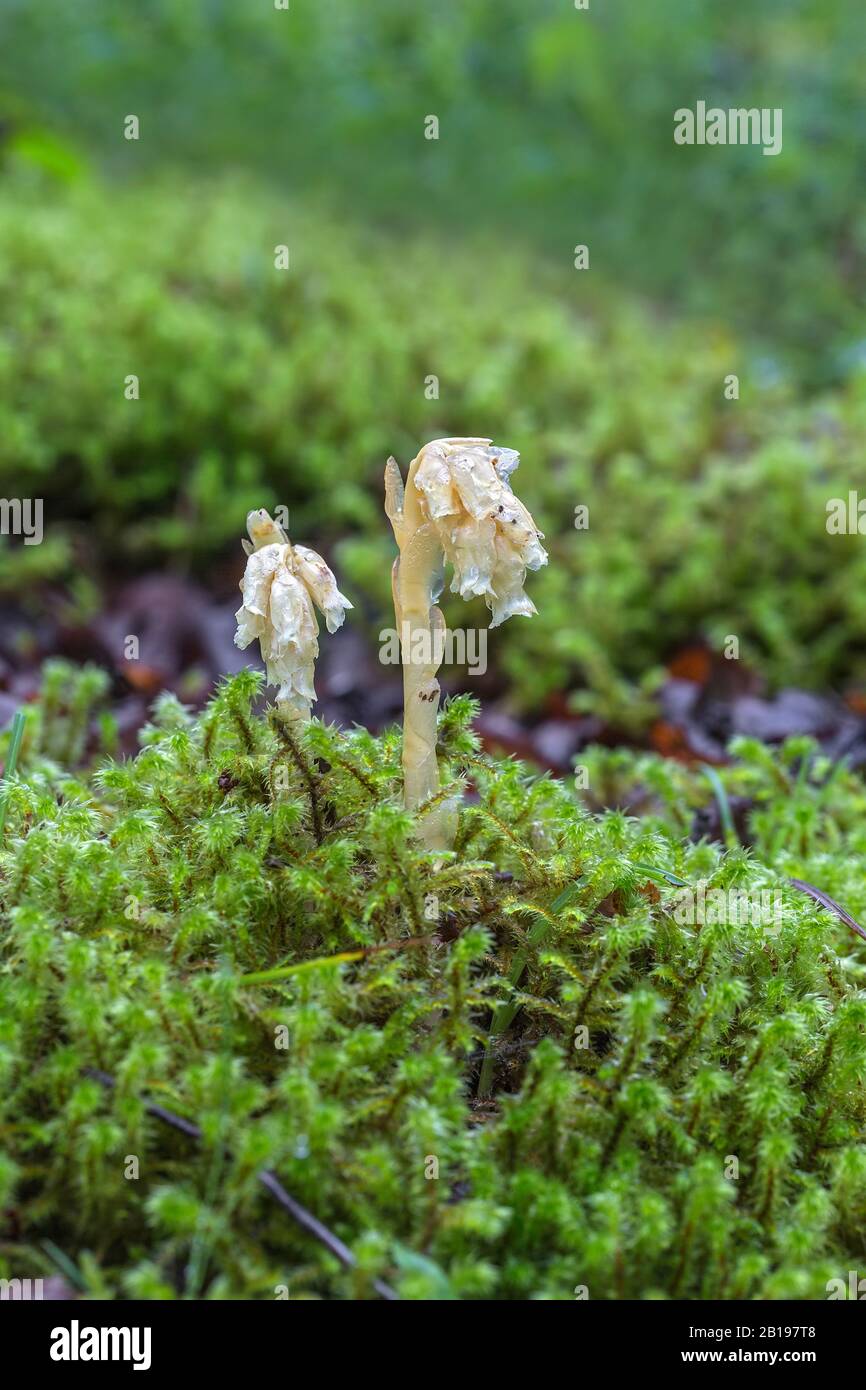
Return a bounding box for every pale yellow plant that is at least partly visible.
[385,438,546,847]
[234,509,352,720]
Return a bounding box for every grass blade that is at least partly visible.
[0,709,27,839]
[700,762,738,847]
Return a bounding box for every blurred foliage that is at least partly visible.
[1,169,865,716]
[1,0,866,378]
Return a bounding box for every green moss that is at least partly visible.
[1,667,865,1299]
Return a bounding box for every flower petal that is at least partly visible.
[489,529,542,627]
[414,440,461,520]
[239,543,284,616]
[409,438,546,627]
[494,492,547,571]
[234,543,287,650]
[270,568,318,652]
[449,450,503,521]
[440,515,496,601]
[292,545,353,634]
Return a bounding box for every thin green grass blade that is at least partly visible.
[700,762,739,847]
[0,709,27,839]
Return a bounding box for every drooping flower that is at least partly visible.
[234,509,352,719]
[412,438,547,626]
[385,437,546,850]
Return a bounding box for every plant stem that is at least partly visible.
[385,453,452,849]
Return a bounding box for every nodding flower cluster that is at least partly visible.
[411,438,547,626]
[234,509,352,721]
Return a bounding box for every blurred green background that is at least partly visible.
[1,0,865,718]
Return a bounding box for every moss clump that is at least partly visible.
[1,666,865,1299]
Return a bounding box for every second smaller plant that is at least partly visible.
[234,508,352,722]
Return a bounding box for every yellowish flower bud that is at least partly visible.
[413,438,547,626]
[234,510,352,720]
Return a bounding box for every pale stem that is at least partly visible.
[385,453,453,849]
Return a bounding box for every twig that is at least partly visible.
[82,1067,398,1301]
